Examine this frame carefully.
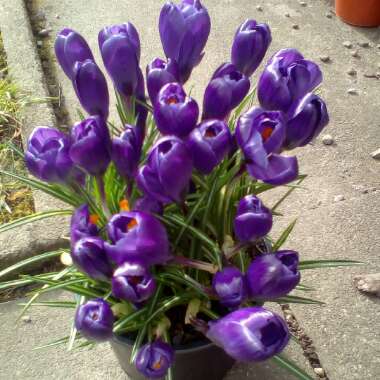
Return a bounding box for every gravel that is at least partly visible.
[347,88,358,95]
[370,148,380,160]
[292,24,299,30]
[320,55,330,63]
[322,134,334,145]
[334,195,345,202]
[351,50,359,58]
[347,68,357,76]
[343,41,352,48]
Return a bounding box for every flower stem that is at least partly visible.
[96,176,111,218]
[224,242,247,260]
[170,256,218,274]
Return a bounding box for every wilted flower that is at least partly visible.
[99,23,141,98]
[70,116,111,176]
[246,251,301,299]
[134,196,164,215]
[159,0,211,83]
[234,195,272,242]
[137,136,193,204]
[258,48,322,112]
[71,236,112,281]
[75,298,114,341]
[154,83,199,137]
[25,126,79,184]
[112,260,156,304]
[73,59,109,119]
[231,19,271,77]
[202,63,250,120]
[146,58,179,104]
[105,211,171,266]
[111,125,143,180]
[70,204,99,246]
[206,307,289,361]
[212,267,247,308]
[186,119,232,174]
[284,93,329,150]
[236,107,298,185]
[54,28,94,79]
[135,339,174,378]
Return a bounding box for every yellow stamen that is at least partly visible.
[119,199,130,211]
[89,214,100,224]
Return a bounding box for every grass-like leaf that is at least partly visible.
[272,219,297,251]
[18,301,76,308]
[274,295,324,305]
[299,259,364,270]
[272,354,313,380]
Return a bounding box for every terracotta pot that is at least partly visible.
[111,335,235,380]
[335,0,380,27]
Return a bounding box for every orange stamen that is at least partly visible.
[167,96,178,105]
[89,214,100,224]
[152,358,163,370]
[205,128,217,138]
[119,199,130,211]
[261,126,273,142]
[127,218,138,230]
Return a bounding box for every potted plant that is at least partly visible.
[0,1,361,379]
[335,0,380,27]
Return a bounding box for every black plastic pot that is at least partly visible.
[111,335,235,380]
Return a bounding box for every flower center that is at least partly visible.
[90,311,99,321]
[128,275,144,285]
[152,357,164,370]
[127,218,138,230]
[205,127,217,138]
[261,126,274,142]
[166,96,179,105]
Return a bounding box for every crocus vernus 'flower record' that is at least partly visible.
[231,19,271,78]
[206,307,290,361]
[159,0,211,83]
[75,299,114,341]
[247,251,301,299]
[135,339,174,378]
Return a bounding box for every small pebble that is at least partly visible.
[38,28,52,37]
[370,148,380,160]
[347,88,358,95]
[292,24,299,30]
[347,68,357,76]
[343,41,352,48]
[358,41,370,48]
[256,5,263,11]
[21,315,32,323]
[319,55,330,63]
[322,134,334,145]
[36,40,43,47]
[377,44,380,49]
[285,13,290,17]
[351,50,359,58]
[299,1,307,6]
[363,73,378,79]
[314,367,326,377]
[55,14,60,19]
[326,13,332,18]
[334,195,345,202]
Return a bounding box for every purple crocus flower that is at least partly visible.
[112,260,156,304]
[71,236,112,281]
[202,63,250,121]
[236,107,298,185]
[134,196,164,215]
[146,58,179,104]
[105,211,171,266]
[154,83,199,137]
[98,23,141,98]
[231,19,271,77]
[111,125,143,180]
[135,339,174,379]
[137,136,193,204]
[70,116,111,176]
[25,126,79,184]
[186,119,232,174]
[54,28,94,79]
[258,48,322,113]
[212,267,247,308]
[246,251,301,299]
[73,59,109,119]
[75,298,114,341]
[159,0,211,83]
[70,204,98,246]
[206,307,290,361]
[284,93,329,150]
[234,195,273,243]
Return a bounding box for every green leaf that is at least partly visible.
[272,176,307,212]
[33,336,70,350]
[299,259,364,270]
[273,295,324,305]
[272,219,297,251]
[18,301,76,308]
[0,209,73,234]
[272,354,313,380]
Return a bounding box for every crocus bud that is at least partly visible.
[206,307,289,361]
[231,19,271,77]
[137,136,193,204]
[54,28,94,79]
[105,211,171,266]
[284,93,329,150]
[247,251,301,299]
[186,119,232,174]
[112,260,156,304]
[71,236,112,281]
[154,83,199,137]
[234,195,272,242]
[98,23,141,98]
[258,48,322,113]
[70,204,99,246]
[135,339,174,379]
[75,298,114,341]
[236,107,298,185]
[146,58,179,104]
[212,267,247,308]
[73,59,109,119]
[25,126,78,184]
[134,196,164,215]
[70,116,111,176]
[159,0,211,83]
[111,125,143,179]
[202,63,250,121]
